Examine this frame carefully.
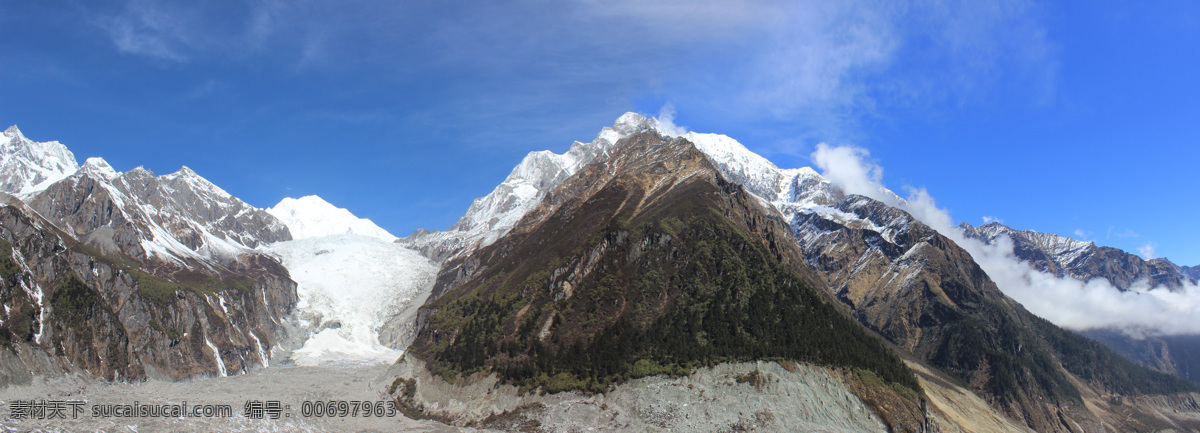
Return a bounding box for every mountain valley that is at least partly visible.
[0,116,1198,432]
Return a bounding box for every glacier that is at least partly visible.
[259,234,437,365]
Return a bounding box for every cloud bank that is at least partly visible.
[812,144,1200,337]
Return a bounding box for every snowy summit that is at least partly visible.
[1,125,80,199]
[268,195,397,241]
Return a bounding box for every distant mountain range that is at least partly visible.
[961,221,1197,290]
[3,118,1199,432]
[387,114,1200,432]
[0,126,405,382]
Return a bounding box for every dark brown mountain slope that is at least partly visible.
[405,131,930,430]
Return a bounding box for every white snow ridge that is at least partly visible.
[268,195,397,241]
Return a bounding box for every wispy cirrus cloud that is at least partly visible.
[95,0,195,62]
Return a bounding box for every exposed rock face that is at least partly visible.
[387,357,894,432]
[28,165,290,264]
[0,197,297,382]
[960,222,1196,291]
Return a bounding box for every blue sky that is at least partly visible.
[2,1,1197,265]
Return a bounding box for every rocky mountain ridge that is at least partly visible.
[0,126,302,382]
[0,195,297,382]
[960,221,1197,291]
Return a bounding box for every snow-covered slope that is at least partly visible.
[398,113,649,260]
[961,221,1198,290]
[268,195,396,241]
[398,112,879,263]
[0,126,79,199]
[25,160,290,267]
[0,126,293,266]
[259,234,437,365]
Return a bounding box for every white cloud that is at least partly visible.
[742,1,897,119]
[1138,242,1158,260]
[810,143,899,206]
[968,238,1200,336]
[653,103,688,137]
[983,216,1002,224]
[813,144,1200,337]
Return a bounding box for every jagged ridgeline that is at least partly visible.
[408,131,920,396]
[0,125,300,382]
[0,197,296,382]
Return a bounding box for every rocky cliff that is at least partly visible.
[0,195,296,383]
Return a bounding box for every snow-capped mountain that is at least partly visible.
[397,113,1200,432]
[398,113,648,260]
[1,126,79,199]
[268,195,396,241]
[960,221,1197,290]
[28,163,290,265]
[398,112,878,263]
[0,127,301,381]
[0,127,292,266]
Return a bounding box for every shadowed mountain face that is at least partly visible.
[407,131,932,431]
[1184,265,1200,281]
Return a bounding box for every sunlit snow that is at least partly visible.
[260,234,436,366]
[268,195,397,241]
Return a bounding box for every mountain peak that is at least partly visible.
[267,195,396,242]
[4,125,23,139]
[613,112,653,135]
[0,125,79,198]
[81,157,119,180]
[401,111,845,261]
[162,165,232,200]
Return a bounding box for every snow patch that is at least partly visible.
[206,337,227,377]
